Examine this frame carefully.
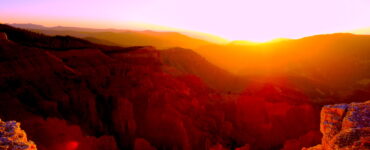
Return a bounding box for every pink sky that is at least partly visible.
[1,0,370,42]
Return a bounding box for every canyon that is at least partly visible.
[0,24,369,150]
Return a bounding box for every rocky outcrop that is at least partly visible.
[0,32,7,40]
[0,119,37,150]
[303,101,370,150]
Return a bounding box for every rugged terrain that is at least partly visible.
[0,24,369,150]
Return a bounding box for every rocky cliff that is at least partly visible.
[303,101,370,150]
[0,119,37,150]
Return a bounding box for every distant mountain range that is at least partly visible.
[9,23,220,49]
[9,23,370,93]
[8,23,370,98]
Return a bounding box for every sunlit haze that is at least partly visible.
[1,0,370,42]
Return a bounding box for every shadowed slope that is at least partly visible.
[160,48,247,92]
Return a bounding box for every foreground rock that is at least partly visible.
[0,119,37,150]
[303,101,370,150]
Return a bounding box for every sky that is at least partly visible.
[1,0,370,42]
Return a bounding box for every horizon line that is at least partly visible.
[4,21,370,44]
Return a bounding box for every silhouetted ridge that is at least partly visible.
[0,24,102,50]
[9,23,214,49]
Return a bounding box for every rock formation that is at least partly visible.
[303,101,370,150]
[0,32,7,40]
[0,119,37,150]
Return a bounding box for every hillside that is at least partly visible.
[196,33,370,103]
[160,48,247,92]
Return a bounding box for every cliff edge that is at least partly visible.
[303,101,370,150]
